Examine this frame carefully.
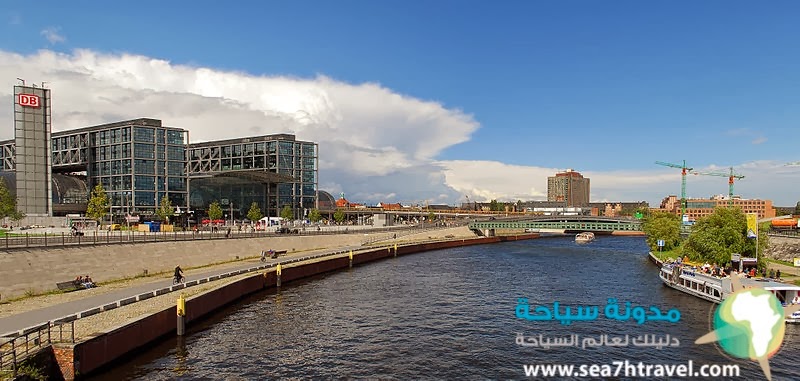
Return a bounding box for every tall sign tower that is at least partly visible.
[13,84,52,216]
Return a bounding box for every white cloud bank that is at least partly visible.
[1,49,798,206]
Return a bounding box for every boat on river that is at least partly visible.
[659,262,800,323]
[575,232,595,243]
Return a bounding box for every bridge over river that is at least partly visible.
[468,215,643,236]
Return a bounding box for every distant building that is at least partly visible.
[656,195,775,220]
[547,169,590,207]
[587,201,649,217]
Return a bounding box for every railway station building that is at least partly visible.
[3,85,318,225]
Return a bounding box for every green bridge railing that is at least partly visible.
[468,219,643,232]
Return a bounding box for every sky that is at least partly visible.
[1,1,800,207]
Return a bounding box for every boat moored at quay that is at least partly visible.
[659,261,800,323]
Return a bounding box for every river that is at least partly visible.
[89,236,800,380]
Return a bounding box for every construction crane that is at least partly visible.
[655,160,693,218]
[692,167,745,207]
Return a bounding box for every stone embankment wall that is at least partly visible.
[0,233,365,300]
[763,236,800,262]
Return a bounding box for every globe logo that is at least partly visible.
[696,277,796,381]
[713,289,785,360]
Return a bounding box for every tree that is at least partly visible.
[86,184,110,223]
[333,209,345,224]
[247,202,263,222]
[308,208,322,223]
[642,211,681,252]
[0,178,23,221]
[155,195,174,224]
[795,201,800,216]
[682,207,768,269]
[427,211,436,222]
[489,199,499,211]
[280,205,293,220]
[208,201,223,221]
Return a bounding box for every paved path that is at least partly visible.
[0,244,363,336]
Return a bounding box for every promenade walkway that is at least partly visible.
[0,225,475,337]
[0,244,363,337]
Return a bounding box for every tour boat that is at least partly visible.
[658,262,800,323]
[575,232,595,243]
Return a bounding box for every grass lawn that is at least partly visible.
[650,248,681,262]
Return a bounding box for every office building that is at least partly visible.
[547,169,590,207]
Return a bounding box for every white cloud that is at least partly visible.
[0,49,475,204]
[752,136,767,145]
[40,27,65,44]
[1,48,798,207]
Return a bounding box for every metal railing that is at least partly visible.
[0,225,428,251]
[0,321,74,378]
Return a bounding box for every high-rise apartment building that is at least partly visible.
[547,169,590,207]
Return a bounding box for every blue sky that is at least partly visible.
[2,1,800,206]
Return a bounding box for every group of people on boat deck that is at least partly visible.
[698,263,730,278]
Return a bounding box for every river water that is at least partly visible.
[90,236,800,380]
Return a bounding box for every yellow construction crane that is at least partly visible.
[692,167,745,207]
[655,160,693,218]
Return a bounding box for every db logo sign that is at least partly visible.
[17,94,40,108]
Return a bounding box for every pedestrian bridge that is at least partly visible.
[468,216,643,236]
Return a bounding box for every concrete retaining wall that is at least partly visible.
[0,233,369,300]
[52,234,534,379]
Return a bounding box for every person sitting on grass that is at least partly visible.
[81,275,96,288]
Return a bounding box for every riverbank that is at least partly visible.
[43,232,536,380]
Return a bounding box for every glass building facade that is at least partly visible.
[0,118,318,222]
[187,134,318,220]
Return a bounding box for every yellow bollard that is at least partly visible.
[394,243,398,257]
[276,263,282,287]
[176,293,186,335]
[349,250,353,268]
[177,294,186,316]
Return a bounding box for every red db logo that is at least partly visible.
[17,94,40,107]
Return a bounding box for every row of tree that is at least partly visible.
[642,207,768,269]
[86,184,340,225]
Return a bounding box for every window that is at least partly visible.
[135,191,156,206]
[255,143,265,155]
[134,143,155,159]
[168,177,186,191]
[279,141,294,155]
[167,146,184,161]
[278,155,293,169]
[167,130,184,145]
[302,144,315,157]
[222,146,232,158]
[168,162,184,175]
[135,160,156,175]
[134,127,154,142]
